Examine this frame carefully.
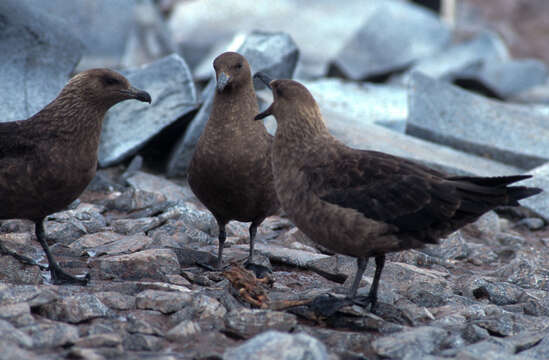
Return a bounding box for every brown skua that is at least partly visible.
[255,77,542,310]
[188,52,279,270]
[0,69,151,285]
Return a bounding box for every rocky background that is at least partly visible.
[1,0,549,359]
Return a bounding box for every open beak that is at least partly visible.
[255,103,273,120]
[254,72,274,89]
[217,72,230,92]
[125,86,152,103]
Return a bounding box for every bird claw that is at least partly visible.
[50,265,90,286]
[352,294,378,312]
[310,293,352,318]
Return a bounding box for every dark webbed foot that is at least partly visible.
[35,218,89,286]
[244,260,272,279]
[49,264,90,285]
[310,293,353,317]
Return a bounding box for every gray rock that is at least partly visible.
[0,256,41,285]
[407,72,549,169]
[371,326,448,359]
[26,0,138,71]
[90,249,180,281]
[520,332,549,359]
[111,217,164,235]
[255,243,330,268]
[95,292,136,311]
[74,333,122,348]
[0,340,35,360]
[136,289,192,314]
[457,58,549,99]
[127,310,166,336]
[22,320,79,348]
[332,0,451,80]
[316,104,522,176]
[0,319,33,348]
[123,333,164,351]
[166,320,201,341]
[515,163,549,221]
[296,78,408,133]
[126,171,194,202]
[40,294,110,323]
[0,0,83,122]
[0,284,58,307]
[405,30,509,82]
[224,309,297,339]
[463,278,524,306]
[109,188,167,213]
[166,31,299,177]
[168,0,369,77]
[223,330,328,360]
[70,232,152,257]
[0,302,34,327]
[98,54,198,167]
[515,217,545,231]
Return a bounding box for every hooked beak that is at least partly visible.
[254,72,274,89]
[255,103,273,120]
[123,86,152,103]
[216,72,230,92]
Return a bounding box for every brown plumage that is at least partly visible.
[188,52,279,269]
[255,78,542,310]
[0,69,151,285]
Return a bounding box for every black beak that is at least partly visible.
[217,72,230,92]
[255,103,274,120]
[127,86,152,103]
[254,72,273,89]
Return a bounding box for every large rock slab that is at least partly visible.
[168,0,370,77]
[166,31,299,177]
[25,0,142,71]
[98,54,198,167]
[0,0,83,122]
[407,72,549,169]
[405,31,509,82]
[331,0,451,80]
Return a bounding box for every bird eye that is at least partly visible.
[104,77,120,86]
[235,63,243,70]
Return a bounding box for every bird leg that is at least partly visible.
[348,257,368,299]
[216,221,227,269]
[244,220,272,278]
[352,255,385,311]
[247,221,258,264]
[35,218,89,285]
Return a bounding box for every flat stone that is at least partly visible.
[111,217,164,235]
[332,0,451,80]
[126,171,194,202]
[123,333,164,351]
[516,163,549,221]
[0,340,35,360]
[69,231,152,257]
[98,54,198,167]
[166,320,201,341]
[405,30,509,82]
[95,292,136,311]
[168,0,368,77]
[22,320,79,348]
[0,0,83,122]
[0,284,58,307]
[90,249,180,281]
[166,31,299,177]
[371,326,448,359]
[0,319,33,348]
[136,289,192,314]
[407,72,549,169]
[109,188,167,213]
[255,243,330,268]
[74,333,122,348]
[0,256,41,285]
[223,330,328,360]
[0,302,34,327]
[0,232,44,267]
[39,294,109,323]
[224,309,298,339]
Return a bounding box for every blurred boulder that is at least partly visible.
[168,0,370,78]
[166,31,299,177]
[331,0,451,80]
[517,163,549,222]
[407,72,549,169]
[0,0,83,122]
[98,54,198,167]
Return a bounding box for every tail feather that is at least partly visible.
[448,175,532,187]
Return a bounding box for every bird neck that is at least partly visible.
[209,82,259,129]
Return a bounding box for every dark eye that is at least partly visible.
[104,77,120,86]
[235,63,243,70]
[276,87,283,97]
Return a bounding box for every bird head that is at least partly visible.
[62,69,152,109]
[213,52,252,93]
